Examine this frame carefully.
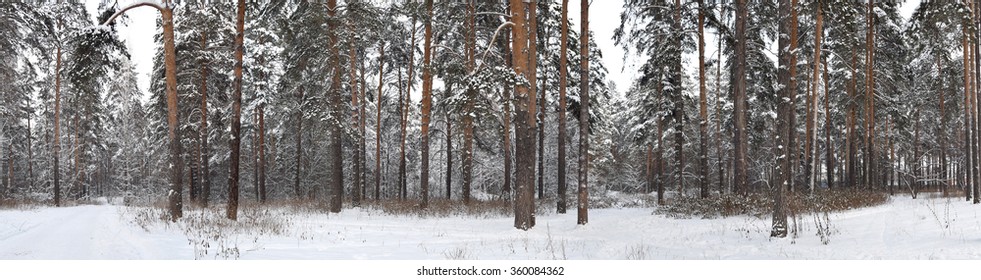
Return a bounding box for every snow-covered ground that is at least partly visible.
[1,195,980,260]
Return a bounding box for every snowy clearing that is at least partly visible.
[1,195,980,260]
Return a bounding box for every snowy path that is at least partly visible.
[1,196,981,259]
[0,205,183,259]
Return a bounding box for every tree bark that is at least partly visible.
[938,56,947,197]
[445,84,453,200]
[672,0,685,196]
[162,3,184,221]
[530,1,543,201]
[194,31,208,205]
[697,0,709,199]
[733,0,748,196]
[376,42,385,201]
[294,86,304,199]
[328,0,345,212]
[577,0,589,225]
[823,56,834,190]
[806,0,823,194]
[53,17,63,207]
[974,0,981,204]
[656,81,665,203]
[556,0,569,213]
[462,0,477,205]
[349,16,363,207]
[772,0,795,238]
[865,0,876,190]
[716,3,725,194]
[227,0,245,220]
[510,0,537,230]
[847,50,858,189]
[419,0,435,209]
[400,14,418,201]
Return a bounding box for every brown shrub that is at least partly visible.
[657,189,890,219]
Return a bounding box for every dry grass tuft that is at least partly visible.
[657,189,890,219]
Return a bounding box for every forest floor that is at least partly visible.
[1,194,980,259]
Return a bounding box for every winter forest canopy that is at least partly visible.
[1,0,981,240]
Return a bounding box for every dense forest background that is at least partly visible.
[1,0,980,234]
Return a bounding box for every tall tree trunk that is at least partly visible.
[847,50,858,189]
[772,0,795,238]
[530,1,543,201]
[556,0,569,213]
[973,0,981,204]
[672,0,685,196]
[349,17,363,207]
[462,0,476,205]
[360,55,368,201]
[806,0,823,194]
[420,0,435,209]
[294,87,304,199]
[864,0,876,190]
[965,12,974,201]
[257,47,267,203]
[939,56,948,197]
[445,84,453,200]
[733,0,748,196]
[376,42,385,201]
[227,0,245,220]
[27,114,32,192]
[913,110,921,198]
[715,1,725,195]
[328,0,345,213]
[577,0,589,225]
[200,32,211,206]
[697,0,709,199]
[400,15,418,201]
[253,109,259,200]
[656,81,665,203]
[53,18,63,207]
[974,0,981,204]
[258,106,266,202]
[511,0,538,230]
[788,0,799,193]
[502,6,514,199]
[970,5,981,203]
[162,2,184,221]
[823,56,834,190]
